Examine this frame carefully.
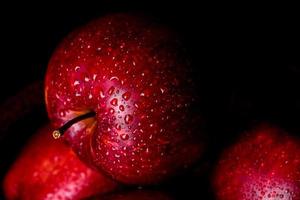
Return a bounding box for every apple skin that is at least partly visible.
[45,13,204,184]
[3,125,117,200]
[213,124,300,200]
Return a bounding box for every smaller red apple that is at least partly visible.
[213,124,300,200]
[3,125,118,200]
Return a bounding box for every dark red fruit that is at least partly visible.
[3,125,117,200]
[45,13,204,184]
[213,124,300,199]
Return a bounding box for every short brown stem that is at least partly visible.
[52,111,96,139]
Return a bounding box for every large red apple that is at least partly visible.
[45,13,204,184]
[3,125,117,200]
[213,124,300,199]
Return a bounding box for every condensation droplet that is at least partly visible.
[88,94,93,99]
[134,102,139,108]
[122,91,131,101]
[59,111,66,117]
[93,74,97,80]
[124,114,133,124]
[119,105,125,111]
[109,108,115,114]
[115,124,121,131]
[120,134,129,140]
[100,90,105,98]
[84,77,90,82]
[140,92,145,97]
[110,98,118,106]
[108,86,115,95]
[75,66,80,72]
[73,80,80,86]
[110,76,119,81]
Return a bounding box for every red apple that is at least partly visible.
[3,125,117,200]
[45,13,204,184]
[213,124,300,199]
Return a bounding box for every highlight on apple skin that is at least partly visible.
[45,13,205,184]
[213,124,300,200]
[3,125,118,200]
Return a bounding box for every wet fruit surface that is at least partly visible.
[213,124,300,200]
[45,14,204,184]
[3,125,117,200]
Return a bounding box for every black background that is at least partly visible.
[0,2,299,199]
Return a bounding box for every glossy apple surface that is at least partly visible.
[3,125,117,200]
[45,14,204,184]
[213,124,300,199]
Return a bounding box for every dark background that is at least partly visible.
[0,2,299,199]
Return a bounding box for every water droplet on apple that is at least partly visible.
[84,77,90,82]
[108,86,115,95]
[109,108,115,114]
[75,66,80,72]
[100,90,105,98]
[110,76,119,81]
[73,80,80,86]
[120,134,129,140]
[124,114,133,124]
[59,110,66,117]
[122,91,131,100]
[119,105,125,111]
[134,102,139,108]
[110,98,118,106]
[115,124,121,131]
[93,74,97,80]
[160,87,165,94]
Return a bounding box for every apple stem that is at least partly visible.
[52,111,96,139]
